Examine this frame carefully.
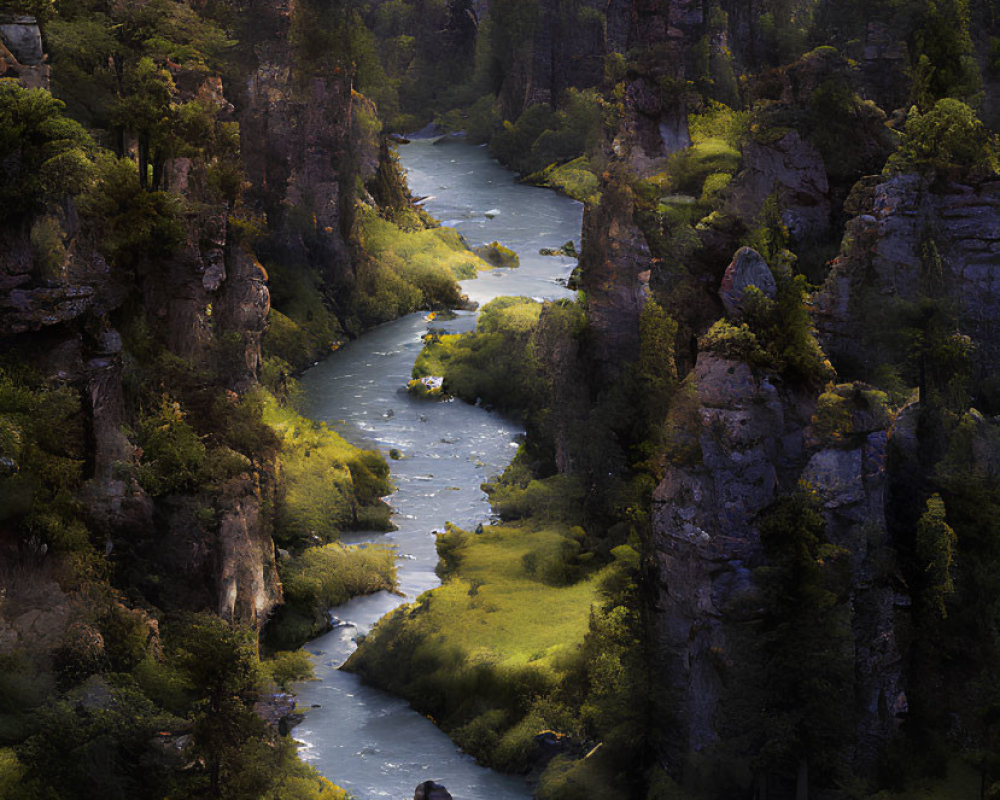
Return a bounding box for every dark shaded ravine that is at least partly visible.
[292,137,582,800]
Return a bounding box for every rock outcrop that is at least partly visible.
[725,129,831,242]
[0,15,49,89]
[579,179,652,379]
[652,352,904,781]
[815,174,1000,381]
[718,246,776,317]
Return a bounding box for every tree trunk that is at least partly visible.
[138,134,149,190]
[151,148,165,191]
[795,758,809,800]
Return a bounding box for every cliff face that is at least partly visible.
[651,353,905,784]
[235,0,360,307]
[815,174,1000,383]
[0,70,280,629]
[0,0,366,631]
[578,179,653,380]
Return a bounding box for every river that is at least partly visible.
[292,136,583,800]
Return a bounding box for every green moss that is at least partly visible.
[699,171,732,205]
[812,384,891,445]
[473,241,520,268]
[667,137,742,197]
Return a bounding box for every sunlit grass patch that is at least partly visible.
[282,541,397,610]
[356,204,491,281]
[266,541,397,651]
[425,522,598,670]
[262,393,392,544]
[527,157,601,205]
[346,519,608,771]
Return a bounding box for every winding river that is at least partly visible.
[293,136,583,800]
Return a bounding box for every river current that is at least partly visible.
[292,136,583,800]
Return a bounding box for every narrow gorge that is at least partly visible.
[4,1,1000,800]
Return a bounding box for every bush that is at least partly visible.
[263,651,315,690]
[888,99,999,179]
[135,396,206,495]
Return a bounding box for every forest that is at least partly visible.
[1,0,1000,798]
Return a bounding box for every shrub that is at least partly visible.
[135,396,206,495]
[263,651,315,690]
[699,319,769,365]
[0,82,94,221]
[887,99,999,179]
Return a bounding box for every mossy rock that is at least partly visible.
[474,241,520,268]
[407,375,445,398]
[539,241,578,258]
[812,383,891,445]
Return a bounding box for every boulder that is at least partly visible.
[0,16,44,64]
[414,780,453,800]
[718,247,776,318]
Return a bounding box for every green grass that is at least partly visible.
[409,297,545,415]
[346,204,493,329]
[423,523,597,669]
[282,542,397,610]
[527,157,601,205]
[266,541,397,651]
[262,393,392,545]
[346,519,608,771]
[357,204,490,282]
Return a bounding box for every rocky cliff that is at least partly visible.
[651,347,906,781]
[0,0,407,639]
[815,173,1000,386]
